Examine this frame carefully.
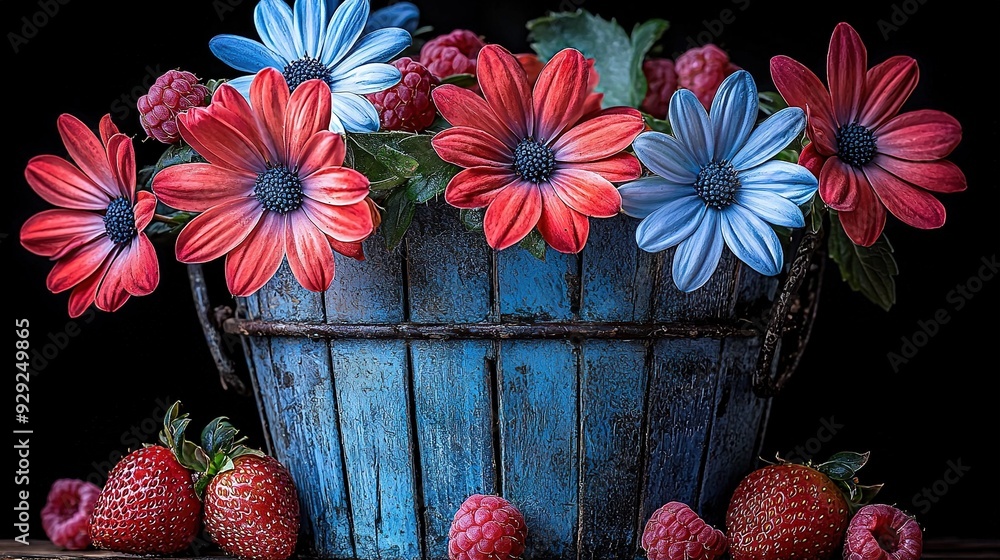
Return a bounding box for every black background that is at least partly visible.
[4,0,998,549]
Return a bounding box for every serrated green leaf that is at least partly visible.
[459,208,484,231]
[518,230,547,260]
[527,10,667,108]
[381,188,416,252]
[828,213,898,311]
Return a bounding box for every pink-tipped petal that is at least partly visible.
[536,184,590,253]
[285,79,334,163]
[858,56,919,129]
[152,163,256,213]
[876,109,962,161]
[211,83,275,162]
[178,106,267,172]
[865,163,946,229]
[532,48,589,142]
[567,153,642,183]
[296,130,347,177]
[330,238,365,260]
[123,235,160,297]
[837,182,886,247]
[444,167,518,209]
[432,85,518,147]
[25,155,112,211]
[477,44,533,139]
[98,114,121,146]
[483,182,542,250]
[769,56,839,152]
[285,212,336,292]
[548,168,621,218]
[105,134,136,200]
[177,111,243,172]
[95,248,133,313]
[250,67,291,161]
[302,167,370,206]
[432,127,512,168]
[67,257,113,318]
[300,198,374,242]
[872,154,966,193]
[551,107,645,163]
[174,197,264,263]
[133,191,158,232]
[818,157,862,211]
[224,213,287,297]
[56,114,117,195]
[46,238,115,294]
[20,210,105,259]
[827,22,867,125]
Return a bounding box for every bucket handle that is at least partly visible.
[186,263,251,396]
[752,227,826,397]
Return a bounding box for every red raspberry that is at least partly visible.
[641,501,728,560]
[448,494,527,560]
[41,478,101,550]
[137,69,210,144]
[675,44,740,109]
[419,29,485,80]
[367,57,440,132]
[641,58,678,119]
[843,504,923,560]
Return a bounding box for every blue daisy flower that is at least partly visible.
[619,69,818,292]
[209,0,413,133]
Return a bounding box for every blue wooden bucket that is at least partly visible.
[222,201,818,560]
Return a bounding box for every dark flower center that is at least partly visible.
[255,166,304,214]
[836,122,878,167]
[694,161,740,209]
[512,138,556,184]
[283,56,334,91]
[103,197,137,244]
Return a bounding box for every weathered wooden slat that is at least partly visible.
[241,261,354,558]
[577,215,653,560]
[654,248,740,322]
[323,231,420,559]
[406,203,497,558]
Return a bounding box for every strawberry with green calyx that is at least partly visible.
[725,451,883,560]
[194,416,300,560]
[89,400,203,554]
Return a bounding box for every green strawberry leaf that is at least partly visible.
[527,9,668,108]
[825,450,870,472]
[828,213,898,311]
[519,230,547,261]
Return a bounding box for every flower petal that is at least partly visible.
[731,106,806,170]
[328,62,402,94]
[672,211,724,292]
[225,213,287,297]
[285,79,334,160]
[837,182,886,247]
[483,182,542,250]
[532,48,588,142]
[105,134,136,200]
[321,0,369,67]
[296,130,346,177]
[827,22,867,125]
[20,210,105,258]
[432,127,512,168]
[95,247,132,313]
[818,157,863,211]
[738,160,819,207]
[250,67,291,160]
[668,88,714,163]
[254,0,300,62]
[47,238,115,294]
[67,257,112,318]
[178,103,267,172]
[56,114,117,196]
[872,154,966,194]
[24,155,111,211]
[734,189,805,228]
[300,198,374,242]
[630,131,700,184]
[876,109,962,161]
[569,153,642,183]
[710,70,758,162]
[865,162,946,230]
[858,56,919,129]
[364,1,420,33]
[175,197,264,263]
[336,27,412,70]
[152,163,256,213]
[133,190,157,231]
[444,167,518,208]
[98,114,120,146]
[432,85,518,147]
[619,176,696,219]
[635,194,707,253]
[329,91,381,133]
[285,210,336,292]
[215,71,278,161]
[477,44,533,140]
[769,55,838,153]
[303,166,370,205]
[209,35,285,74]
[721,204,784,277]
[536,184,590,254]
[550,107,645,163]
[294,0,327,59]
[330,237,365,260]
[548,168,621,218]
[122,235,160,297]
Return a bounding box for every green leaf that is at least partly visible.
[143,143,204,189]
[527,10,668,108]
[828,213,898,311]
[440,73,477,88]
[642,112,672,134]
[758,91,788,116]
[820,462,856,481]
[518,230,547,261]
[773,148,800,163]
[398,134,460,203]
[824,450,870,473]
[459,208,484,231]
[349,132,460,204]
[806,195,826,234]
[381,188,416,252]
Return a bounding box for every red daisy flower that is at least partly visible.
[152,67,375,297]
[432,45,644,253]
[20,114,159,318]
[770,21,966,246]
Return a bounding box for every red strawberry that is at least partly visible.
[843,504,923,560]
[448,493,527,560]
[641,501,727,560]
[198,418,300,560]
[41,478,101,550]
[726,452,882,560]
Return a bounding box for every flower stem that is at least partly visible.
[153,213,184,225]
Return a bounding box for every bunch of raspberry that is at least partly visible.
[641,58,678,119]
[675,44,740,109]
[367,57,440,132]
[419,29,485,81]
[137,69,210,144]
